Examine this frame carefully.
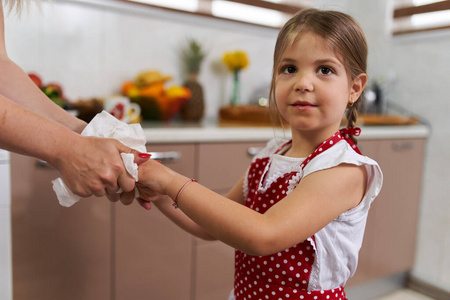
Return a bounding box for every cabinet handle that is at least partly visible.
[37,151,182,168]
[392,141,414,151]
[36,159,54,169]
[148,151,181,163]
[248,147,264,157]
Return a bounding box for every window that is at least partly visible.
[393,0,450,35]
[119,0,307,28]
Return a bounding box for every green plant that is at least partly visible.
[181,39,206,75]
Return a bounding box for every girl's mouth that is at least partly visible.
[291,101,317,109]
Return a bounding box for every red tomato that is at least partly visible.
[28,73,42,88]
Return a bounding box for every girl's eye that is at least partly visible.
[317,66,333,75]
[282,65,297,74]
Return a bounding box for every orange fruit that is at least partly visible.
[139,82,165,98]
[121,81,136,96]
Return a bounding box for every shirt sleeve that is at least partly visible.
[302,140,383,220]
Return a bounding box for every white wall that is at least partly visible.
[4,0,278,119]
[6,0,450,294]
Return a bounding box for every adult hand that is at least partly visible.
[106,151,153,209]
[49,135,150,199]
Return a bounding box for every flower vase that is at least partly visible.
[231,69,241,106]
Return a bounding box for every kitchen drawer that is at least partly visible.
[146,143,196,176]
[198,142,266,192]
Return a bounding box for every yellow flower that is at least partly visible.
[222,50,249,71]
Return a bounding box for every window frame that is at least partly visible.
[392,0,450,36]
[112,0,305,28]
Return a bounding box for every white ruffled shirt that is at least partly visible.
[249,138,383,291]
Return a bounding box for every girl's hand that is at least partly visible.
[136,158,175,196]
[135,162,174,210]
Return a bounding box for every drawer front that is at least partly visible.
[146,143,196,178]
[198,142,266,192]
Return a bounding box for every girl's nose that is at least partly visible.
[294,73,314,92]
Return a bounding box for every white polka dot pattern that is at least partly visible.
[233,128,362,299]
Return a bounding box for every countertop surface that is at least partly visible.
[141,120,430,144]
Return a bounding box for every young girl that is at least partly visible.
[136,8,382,300]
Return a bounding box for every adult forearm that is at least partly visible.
[0,95,79,162]
[0,57,87,133]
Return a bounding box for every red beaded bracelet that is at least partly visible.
[173,179,197,208]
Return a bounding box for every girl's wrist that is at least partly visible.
[166,173,195,207]
[173,179,197,208]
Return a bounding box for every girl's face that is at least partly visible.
[274,32,365,136]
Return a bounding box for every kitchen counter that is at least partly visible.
[141,120,430,144]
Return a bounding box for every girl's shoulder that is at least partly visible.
[304,140,383,213]
[304,139,381,174]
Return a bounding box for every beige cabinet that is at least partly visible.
[10,154,111,300]
[348,138,426,286]
[194,142,266,300]
[114,144,195,300]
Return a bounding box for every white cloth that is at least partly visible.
[52,110,147,207]
[249,138,383,290]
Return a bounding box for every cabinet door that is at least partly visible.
[114,144,195,300]
[11,154,111,300]
[198,142,266,192]
[194,240,235,300]
[369,138,425,278]
[348,138,426,286]
[195,141,266,299]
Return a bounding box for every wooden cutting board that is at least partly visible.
[218,105,419,127]
[358,114,420,126]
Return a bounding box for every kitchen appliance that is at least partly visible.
[0,149,12,300]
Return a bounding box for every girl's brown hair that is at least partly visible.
[269,8,368,143]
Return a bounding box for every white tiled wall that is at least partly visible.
[4,0,278,119]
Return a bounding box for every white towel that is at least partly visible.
[52,111,147,207]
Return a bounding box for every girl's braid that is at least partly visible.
[345,100,361,144]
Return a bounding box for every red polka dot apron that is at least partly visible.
[234,128,361,300]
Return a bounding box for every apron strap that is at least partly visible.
[339,127,362,155]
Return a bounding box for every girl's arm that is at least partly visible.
[138,175,247,241]
[137,159,367,256]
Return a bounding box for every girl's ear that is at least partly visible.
[350,73,368,103]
